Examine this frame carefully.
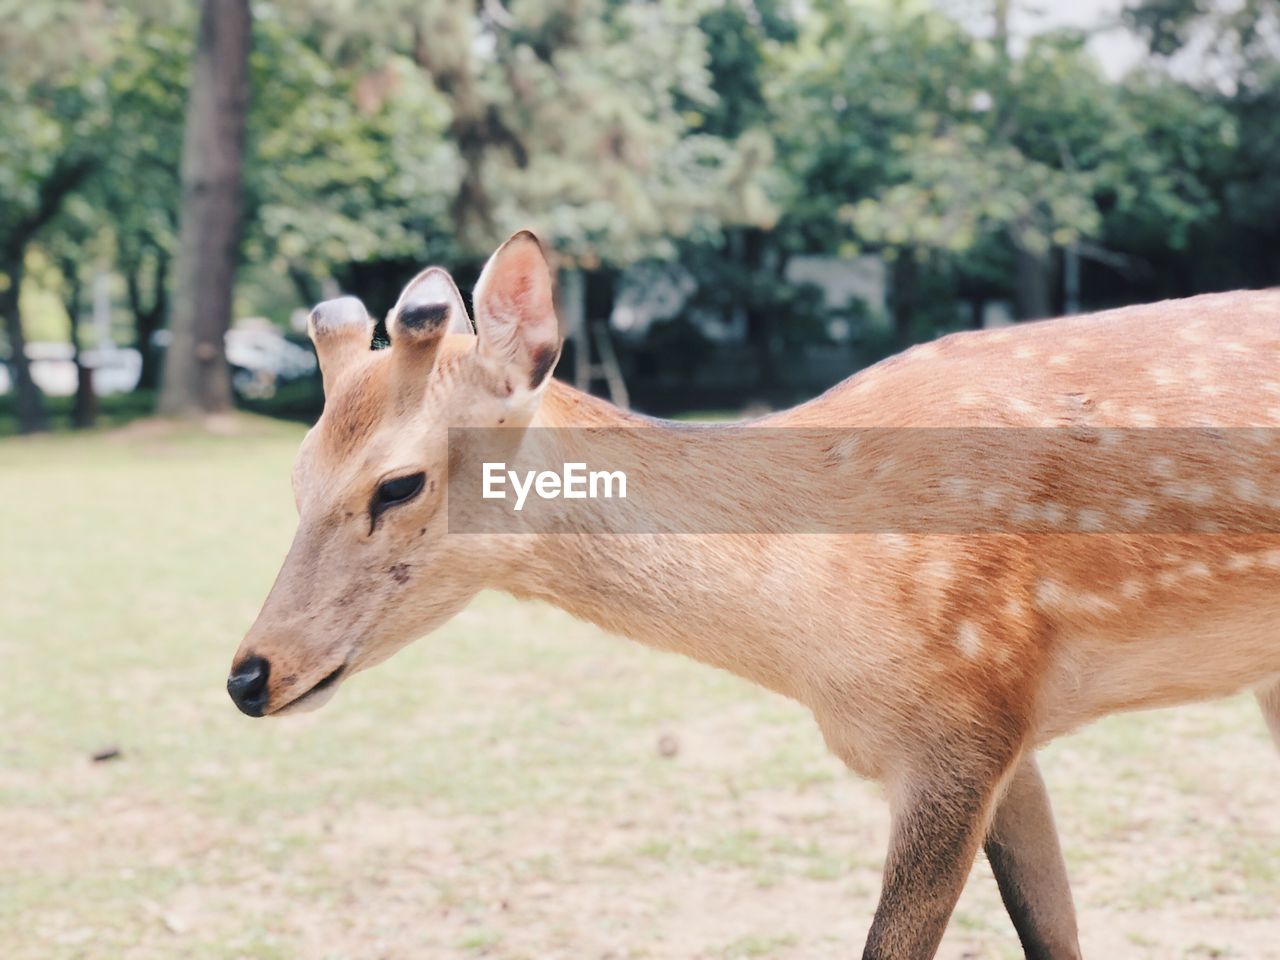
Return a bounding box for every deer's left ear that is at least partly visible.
[472,230,562,392]
[389,266,474,343]
[386,267,473,408]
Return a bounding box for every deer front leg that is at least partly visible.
[984,755,1082,960]
[862,753,1014,960]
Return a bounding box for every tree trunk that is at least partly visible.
[1,249,49,433]
[740,228,782,395]
[967,296,986,330]
[127,249,169,392]
[1013,241,1052,321]
[157,0,251,417]
[890,250,919,347]
[63,270,97,430]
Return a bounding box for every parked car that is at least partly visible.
[6,342,142,397]
[3,319,317,400]
[224,320,317,399]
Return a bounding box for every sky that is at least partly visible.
[1025,0,1152,77]
[948,0,1153,79]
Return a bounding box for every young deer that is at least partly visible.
[228,230,1280,960]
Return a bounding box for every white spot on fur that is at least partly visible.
[919,559,954,583]
[1119,498,1152,524]
[1097,428,1123,448]
[911,342,940,361]
[1040,503,1067,526]
[1047,354,1069,368]
[1232,477,1262,503]
[1010,502,1037,525]
[1184,561,1211,579]
[1149,366,1176,386]
[1076,509,1107,532]
[955,621,983,659]
[1160,482,1214,505]
[828,435,862,460]
[1128,409,1156,428]
[1151,457,1175,478]
[1013,345,1036,360]
[1033,580,1065,609]
[1120,580,1145,599]
[1227,553,1256,573]
[1035,580,1117,616]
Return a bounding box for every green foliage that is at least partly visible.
[0,2,113,249]
[244,14,459,286]
[776,5,1100,259]
[6,0,1280,395]
[276,0,779,270]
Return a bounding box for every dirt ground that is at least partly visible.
[2,423,1277,959]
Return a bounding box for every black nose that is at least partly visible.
[227,655,271,717]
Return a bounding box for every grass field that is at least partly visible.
[1,418,1277,959]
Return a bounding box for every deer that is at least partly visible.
[227,229,1280,960]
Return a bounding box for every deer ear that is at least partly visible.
[472,230,561,391]
[385,267,472,409]
[309,296,373,392]
[388,266,473,344]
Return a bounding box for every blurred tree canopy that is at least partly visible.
[2,0,1278,429]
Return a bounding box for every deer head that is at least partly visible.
[227,231,561,716]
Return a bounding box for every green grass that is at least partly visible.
[1,419,1278,959]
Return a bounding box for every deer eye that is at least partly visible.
[371,472,426,520]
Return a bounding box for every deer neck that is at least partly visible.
[493,381,814,698]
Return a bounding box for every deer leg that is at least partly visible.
[1256,677,1280,750]
[984,755,1083,960]
[861,753,1015,960]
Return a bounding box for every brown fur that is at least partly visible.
[232,238,1280,960]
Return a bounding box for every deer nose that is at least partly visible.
[227,655,271,717]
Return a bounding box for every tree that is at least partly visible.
[241,16,459,312]
[0,2,110,432]
[672,0,800,397]
[1118,0,1280,295]
[770,0,1217,341]
[158,0,252,417]
[97,7,189,391]
[42,194,112,429]
[289,0,774,268]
